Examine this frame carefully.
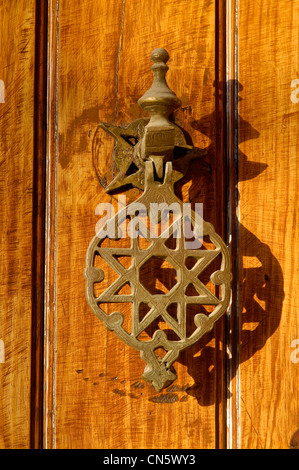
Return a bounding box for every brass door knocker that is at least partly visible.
[85,48,232,391]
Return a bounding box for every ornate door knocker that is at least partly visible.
[85,48,232,391]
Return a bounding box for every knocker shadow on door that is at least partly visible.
[90,79,284,402]
[170,80,284,405]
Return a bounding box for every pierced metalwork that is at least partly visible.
[85,48,232,391]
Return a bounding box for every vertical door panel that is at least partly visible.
[235,0,299,449]
[0,0,46,449]
[44,0,226,448]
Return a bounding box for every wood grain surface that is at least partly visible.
[44,0,226,449]
[234,0,299,449]
[0,0,40,449]
[1,0,298,450]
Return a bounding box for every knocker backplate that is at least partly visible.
[92,117,206,194]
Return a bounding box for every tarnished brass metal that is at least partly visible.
[94,48,206,193]
[85,48,232,391]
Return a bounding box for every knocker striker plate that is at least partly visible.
[85,48,232,391]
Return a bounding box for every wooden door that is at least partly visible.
[0,0,298,449]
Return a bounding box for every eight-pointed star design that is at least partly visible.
[94,221,221,342]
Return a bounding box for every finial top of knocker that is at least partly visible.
[150,47,169,63]
[138,48,181,119]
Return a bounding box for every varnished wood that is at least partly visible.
[2,0,296,450]
[44,0,226,449]
[214,0,227,449]
[30,0,47,449]
[43,0,60,450]
[235,0,299,449]
[225,0,239,449]
[0,0,40,449]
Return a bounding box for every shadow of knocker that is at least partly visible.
[164,79,285,405]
